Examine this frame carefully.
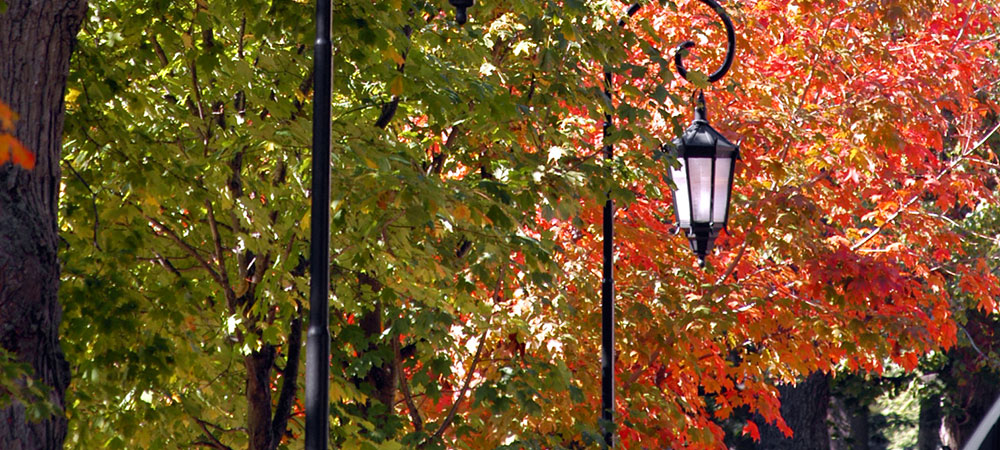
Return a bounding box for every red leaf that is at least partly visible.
[743,421,761,441]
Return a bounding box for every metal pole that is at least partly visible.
[601,7,641,447]
[601,67,615,448]
[305,0,332,447]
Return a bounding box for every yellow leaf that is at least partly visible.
[300,210,310,232]
[562,24,577,42]
[181,32,193,49]
[453,204,470,221]
[389,75,404,96]
[382,47,405,66]
[65,88,82,107]
[143,194,160,209]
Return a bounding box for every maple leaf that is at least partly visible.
[742,420,761,442]
[0,134,35,170]
[0,101,34,170]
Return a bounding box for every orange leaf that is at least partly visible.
[0,102,17,131]
[0,133,35,170]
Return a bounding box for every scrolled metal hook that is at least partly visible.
[674,0,736,84]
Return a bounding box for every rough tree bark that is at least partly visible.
[757,371,832,450]
[0,1,87,448]
[917,391,942,450]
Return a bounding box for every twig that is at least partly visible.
[151,250,183,278]
[626,348,662,387]
[63,160,102,250]
[714,220,758,286]
[949,1,974,53]
[421,264,506,446]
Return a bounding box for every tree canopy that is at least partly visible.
[22,0,1000,448]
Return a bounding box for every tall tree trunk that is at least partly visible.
[0,1,87,448]
[245,345,277,450]
[829,394,869,450]
[757,372,831,450]
[917,391,942,450]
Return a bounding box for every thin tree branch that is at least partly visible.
[237,14,246,60]
[144,213,225,288]
[188,58,206,121]
[149,32,169,68]
[423,330,487,446]
[268,308,303,450]
[394,336,424,432]
[421,264,506,446]
[151,250,183,278]
[851,120,1000,251]
[195,418,234,450]
[63,160,102,250]
[206,199,237,310]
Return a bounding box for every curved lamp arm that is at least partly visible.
[674,0,736,84]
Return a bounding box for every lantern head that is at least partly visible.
[667,93,739,266]
[449,0,474,24]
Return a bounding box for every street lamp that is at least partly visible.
[667,92,739,267]
[305,2,473,449]
[667,0,739,267]
[600,0,737,447]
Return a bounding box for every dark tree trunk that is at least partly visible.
[245,345,276,450]
[757,372,831,450]
[917,392,942,450]
[943,358,1000,450]
[829,394,870,450]
[0,1,86,449]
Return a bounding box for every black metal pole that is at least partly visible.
[600,67,615,448]
[305,0,332,447]
[601,6,641,447]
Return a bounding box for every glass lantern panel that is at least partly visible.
[712,157,732,223]
[687,157,713,223]
[669,159,691,228]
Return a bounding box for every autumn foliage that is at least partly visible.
[51,0,1000,448]
[0,101,34,170]
[538,0,1000,447]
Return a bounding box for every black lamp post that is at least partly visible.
[600,0,737,447]
[305,2,473,449]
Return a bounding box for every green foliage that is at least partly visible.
[60,0,659,447]
[0,349,58,422]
